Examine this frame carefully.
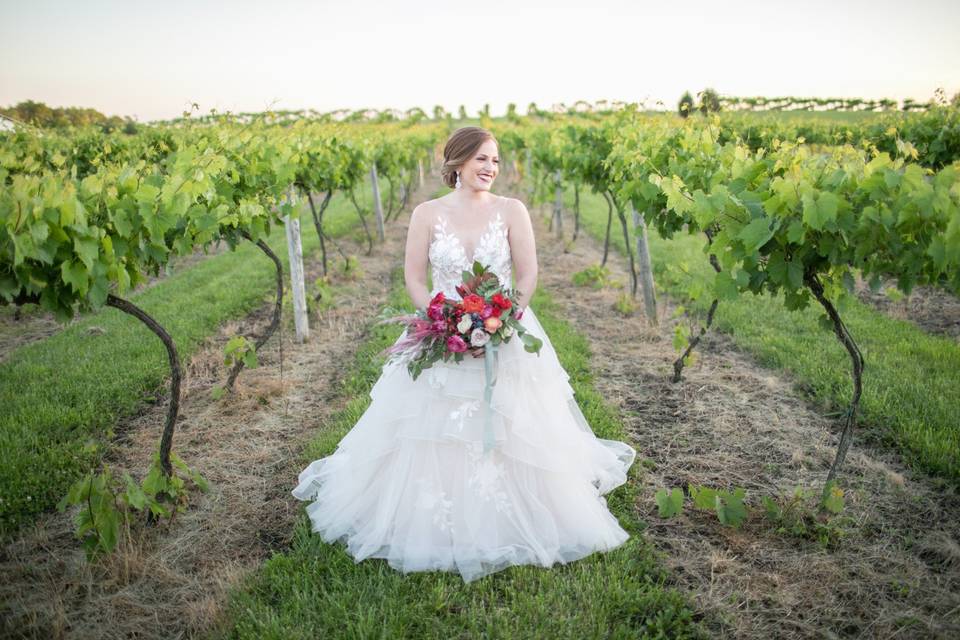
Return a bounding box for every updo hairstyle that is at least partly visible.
[439,126,499,189]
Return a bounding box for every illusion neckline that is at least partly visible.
[432,210,505,266]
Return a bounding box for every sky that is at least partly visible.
[2,0,958,122]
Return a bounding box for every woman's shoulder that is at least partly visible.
[498,195,527,215]
[412,194,525,225]
[497,196,529,228]
[411,198,440,231]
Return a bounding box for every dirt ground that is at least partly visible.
[522,193,960,639]
[853,274,960,342]
[3,171,958,640]
[0,178,432,640]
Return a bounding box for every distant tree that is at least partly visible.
[698,88,721,114]
[458,105,468,120]
[0,99,138,131]
[952,91,960,108]
[678,91,694,118]
[902,98,928,111]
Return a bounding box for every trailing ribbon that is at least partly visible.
[482,340,500,454]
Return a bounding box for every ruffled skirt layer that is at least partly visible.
[292,305,637,583]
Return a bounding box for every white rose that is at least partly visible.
[457,315,473,334]
[470,327,490,348]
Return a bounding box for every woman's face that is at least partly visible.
[459,139,499,192]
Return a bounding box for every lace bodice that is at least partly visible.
[428,209,512,300]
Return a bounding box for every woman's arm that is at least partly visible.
[404,205,433,312]
[508,198,538,313]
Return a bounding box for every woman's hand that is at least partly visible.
[467,345,485,358]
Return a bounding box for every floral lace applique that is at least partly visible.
[466,441,512,514]
[449,399,481,432]
[428,210,512,301]
[415,476,454,533]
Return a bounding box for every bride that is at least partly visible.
[292,126,637,583]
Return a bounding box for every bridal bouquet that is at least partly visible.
[377,260,543,381]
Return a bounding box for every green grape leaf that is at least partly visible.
[821,480,846,514]
[655,487,684,518]
[739,216,776,254]
[713,271,739,301]
[73,235,100,271]
[716,488,748,528]
[690,485,718,511]
[124,473,147,510]
[61,259,88,295]
[802,191,839,231]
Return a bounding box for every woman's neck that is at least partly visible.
[451,189,495,207]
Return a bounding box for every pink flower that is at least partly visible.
[427,304,445,321]
[446,334,467,353]
[480,304,494,319]
[470,327,490,347]
[431,319,447,333]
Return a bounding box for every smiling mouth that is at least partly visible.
[479,174,493,182]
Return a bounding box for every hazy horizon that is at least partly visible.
[2,0,958,122]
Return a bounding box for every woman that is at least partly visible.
[292,126,637,583]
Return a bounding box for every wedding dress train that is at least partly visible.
[292,205,637,583]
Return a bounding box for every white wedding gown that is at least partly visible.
[292,207,637,583]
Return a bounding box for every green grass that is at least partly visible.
[0,188,373,539]
[567,188,960,483]
[210,267,702,640]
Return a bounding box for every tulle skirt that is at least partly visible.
[291,305,637,583]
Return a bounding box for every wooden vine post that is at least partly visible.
[631,202,658,326]
[370,162,385,242]
[284,187,310,343]
[553,169,564,239]
[525,149,534,202]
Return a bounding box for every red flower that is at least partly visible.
[462,294,484,313]
[491,293,512,310]
[430,291,445,306]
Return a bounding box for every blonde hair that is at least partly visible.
[439,126,499,189]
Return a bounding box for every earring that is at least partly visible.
[455,171,461,189]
